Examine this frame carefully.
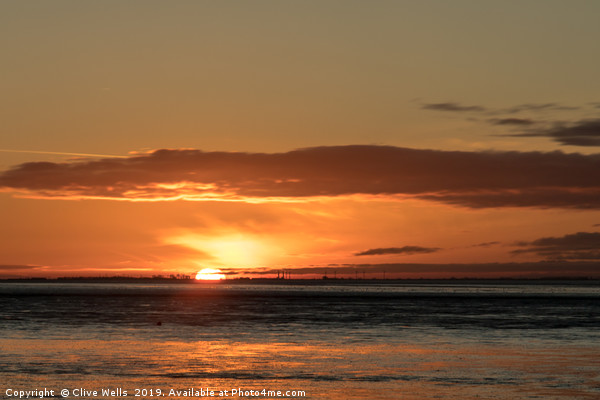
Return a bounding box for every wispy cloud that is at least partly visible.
[421,101,579,116]
[1,145,600,209]
[488,118,535,126]
[470,241,501,248]
[503,103,579,114]
[0,264,50,278]
[505,119,600,147]
[0,149,128,158]
[0,264,47,271]
[354,246,440,256]
[422,100,600,147]
[421,102,486,112]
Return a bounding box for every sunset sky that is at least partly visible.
[1,1,599,278]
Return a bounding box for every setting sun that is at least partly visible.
[195,268,226,281]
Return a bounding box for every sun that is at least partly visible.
[195,268,226,281]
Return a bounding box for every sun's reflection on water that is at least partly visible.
[1,335,599,399]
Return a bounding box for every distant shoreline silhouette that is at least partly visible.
[0,276,598,285]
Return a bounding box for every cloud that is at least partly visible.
[421,100,599,147]
[0,149,128,158]
[421,102,486,112]
[507,119,600,147]
[1,145,600,209]
[512,231,600,260]
[420,188,600,209]
[422,101,578,116]
[354,246,440,256]
[504,103,579,113]
[471,241,500,247]
[488,118,535,126]
[0,264,46,271]
[0,264,49,278]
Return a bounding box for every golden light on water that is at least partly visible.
[195,268,226,281]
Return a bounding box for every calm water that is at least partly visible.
[0,282,599,399]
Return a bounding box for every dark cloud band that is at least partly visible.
[1,145,600,208]
[512,232,600,260]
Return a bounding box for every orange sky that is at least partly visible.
[1,2,599,278]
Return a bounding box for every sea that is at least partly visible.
[0,281,599,400]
